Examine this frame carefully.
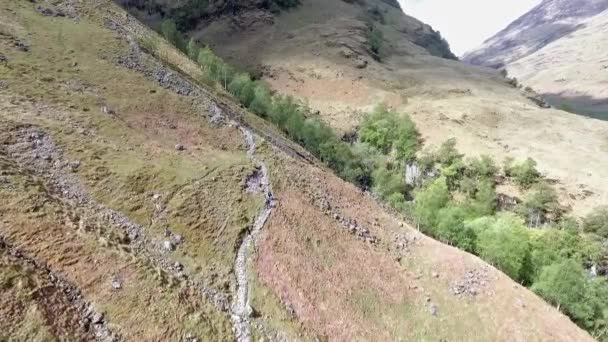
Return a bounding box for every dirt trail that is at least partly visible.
[231,127,275,342]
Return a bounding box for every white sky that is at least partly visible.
[398,0,542,56]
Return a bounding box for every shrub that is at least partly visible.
[186,38,199,60]
[583,206,608,239]
[394,115,420,162]
[437,138,463,167]
[249,83,272,116]
[228,73,256,106]
[473,214,531,282]
[467,180,497,217]
[505,157,541,188]
[532,259,608,329]
[372,163,405,200]
[413,177,450,229]
[160,19,182,49]
[359,104,397,153]
[519,182,560,226]
[467,155,498,179]
[368,25,383,56]
[436,205,477,251]
[359,105,419,160]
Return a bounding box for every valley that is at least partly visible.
[0,0,607,340]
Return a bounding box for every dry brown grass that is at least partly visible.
[252,147,593,341]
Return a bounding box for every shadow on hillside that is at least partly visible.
[544,93,608,121]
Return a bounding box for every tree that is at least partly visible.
[436,205,477,251]
[467,155,498,179]
[372,163,405,200]
[160,19,181,48]
[359,104,397,154]
[413,177,450,229]
[436,138,462,166]
[393,115,420,162]
[505,157,541,188]
[249,83,272,116]
[359,104,419,160]
[228,73,255,106]
[583,206,608,239]
[467,180,497,217]
[474,214,531,282]
[519,182,559,227]
[532,259,608,328]
[368,25,383,56]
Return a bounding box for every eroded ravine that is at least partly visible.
[231,127,275,342]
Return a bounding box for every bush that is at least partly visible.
[532,259,608,329]
[359,105,419,161]
[437,138,463,167]
[228,73,256,106]
[583,206,608,239]
[519,182,560,226]
[467,179,497,217]
[529,228,603,281]
[472,214,531,282]
[368,25,384,56]
[186,38,199,60]
[467,155,498,179]
[413,177,450,228]
[372,163,405,200]
[436,205,477,251]
[160,19,183,50]
[505,157,541,188]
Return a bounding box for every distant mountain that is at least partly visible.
[463,0,608,118]
[463,0,608,68]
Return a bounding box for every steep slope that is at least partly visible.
[121,0,608,215]
[463,0,608,68]
[504,8,608,119]
[0,0,595,341]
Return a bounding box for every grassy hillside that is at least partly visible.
[0,0,601,340]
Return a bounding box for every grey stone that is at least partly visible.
[175,144,185,151]
[163,240,175,251]
[91,312,104,324]
[111,277,122,290]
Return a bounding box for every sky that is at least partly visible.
[398,0,542,56]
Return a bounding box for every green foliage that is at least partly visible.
[437,138,463,166]
[160,19,183,50]
[436,205,477,252]
[372,163,405,202]
[368,25,384,57]
[473,214,531,282]
[505,157,541,188]
[228,73,256,106]
[467,180,497,217]
[249,83,272,116]
[529,229,603,281]
[532,259,608,329]
[359,104,419,161]
[583,206,608,239]
[467,155,498,180]
[519,182,560,226]
[186,38,199,60]
[413,177,450,228]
